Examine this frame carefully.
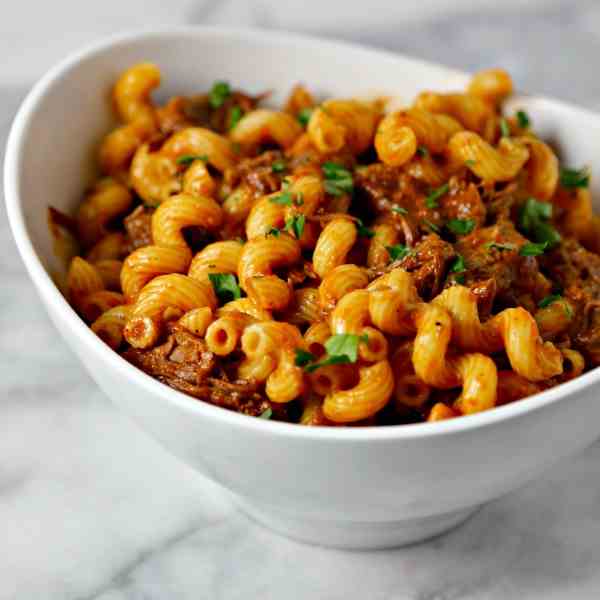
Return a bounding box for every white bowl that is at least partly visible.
[6,27,600,550]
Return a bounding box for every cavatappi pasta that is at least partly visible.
[57,63,600,426]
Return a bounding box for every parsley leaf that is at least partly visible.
[386,244,411,262]
[560,166,590,189]
[304,334,368,373]
[229,106,243,130]
[423,219,440,233]
[267,228,280,237]
[294,348,316,367]
[355,218,375,238]
[259,408,273,419]
[208,273,242,303]
[516,110,530,128]
[520,241,549,256]
[297,107,314,127]
[270,191,294,206]
[391,205,408,215]
[208,81,231,108]
[417,145,429,157]
[485,241,517,252]
[538,294,573,318]
[518,197,561,247]
[209,81,231,108]
[499,118,511,138]
[271,160,287,173]
[447,218,475,235]
[465,159,477,167]
[176,154,209,166]
[450,254,466,284]
[285,214,306,239]
[322,162,354,196]
[425,183,449,209]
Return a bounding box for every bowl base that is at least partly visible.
[234,498,481,550]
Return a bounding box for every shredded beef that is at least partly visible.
[122,323,273,416]
[223,150,285,198]
[124,206,153,252]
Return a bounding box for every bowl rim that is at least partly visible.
[5,24,600,442]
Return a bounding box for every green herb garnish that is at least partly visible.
[271,160,287,173]
[447,218,475,235]
[499,118,511,138]
[285,214,306,239]
[425,183,449,209]
[423,219,440,233]
[294,348,316,367]
[209,81,231,108]
[386,244,411,262]
[449,254,467,284]
[355,218,375,238]
[519,241,549,256]
[270,191,294,206]
[485,241,517,252]
[465,159,477,167]
[208,273,242,303]
[297,107,314,127]
[267,228,281,237]
[304,334,369,373]
[560,166,590,189]
[518,197,561,247]
[229,106,243,130]
[176,154,209,166]
[417,145,429,157]
[516,110,530,128]
[391,205,408,215]
[322,162,354,196]
[538,294,573,318]
[259,408,273,419]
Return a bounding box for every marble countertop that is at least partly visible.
[3,1,600,598]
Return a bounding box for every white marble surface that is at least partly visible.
[4,1,600,598]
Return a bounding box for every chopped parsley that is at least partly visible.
[560,166,590,189]
[176,154,209,166]
[425,183,449,209]
[322,162,354,196]
[267,227,281,237]
[499,118,511,138]
[516,110,530,128]
[386,244,411,262]
[417,145,429,157]
[450,254,467,284]
[285,214,306,239]
[518,197,561,247]
[519,241,549,256]
[270,191,294,206]
[302,334,369,373]
[259,407,273,419]
[229,106,243,130]
[294,348,316,367]
[485,241,517,252]
[355,218,375,238]
[271,160,287,173]
[465,159,477,167]
[538,294,573,318]
[423,219,440,233]
[209,81,231,108]
[447,218,475,235]
[391,205,408,215]
[208,273,242,303]
[297,107,314,127]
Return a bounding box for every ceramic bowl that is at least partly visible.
[6,27,600,549]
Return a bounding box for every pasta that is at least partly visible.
[61,63,600,426]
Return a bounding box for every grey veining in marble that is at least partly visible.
[3,2,600,598]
